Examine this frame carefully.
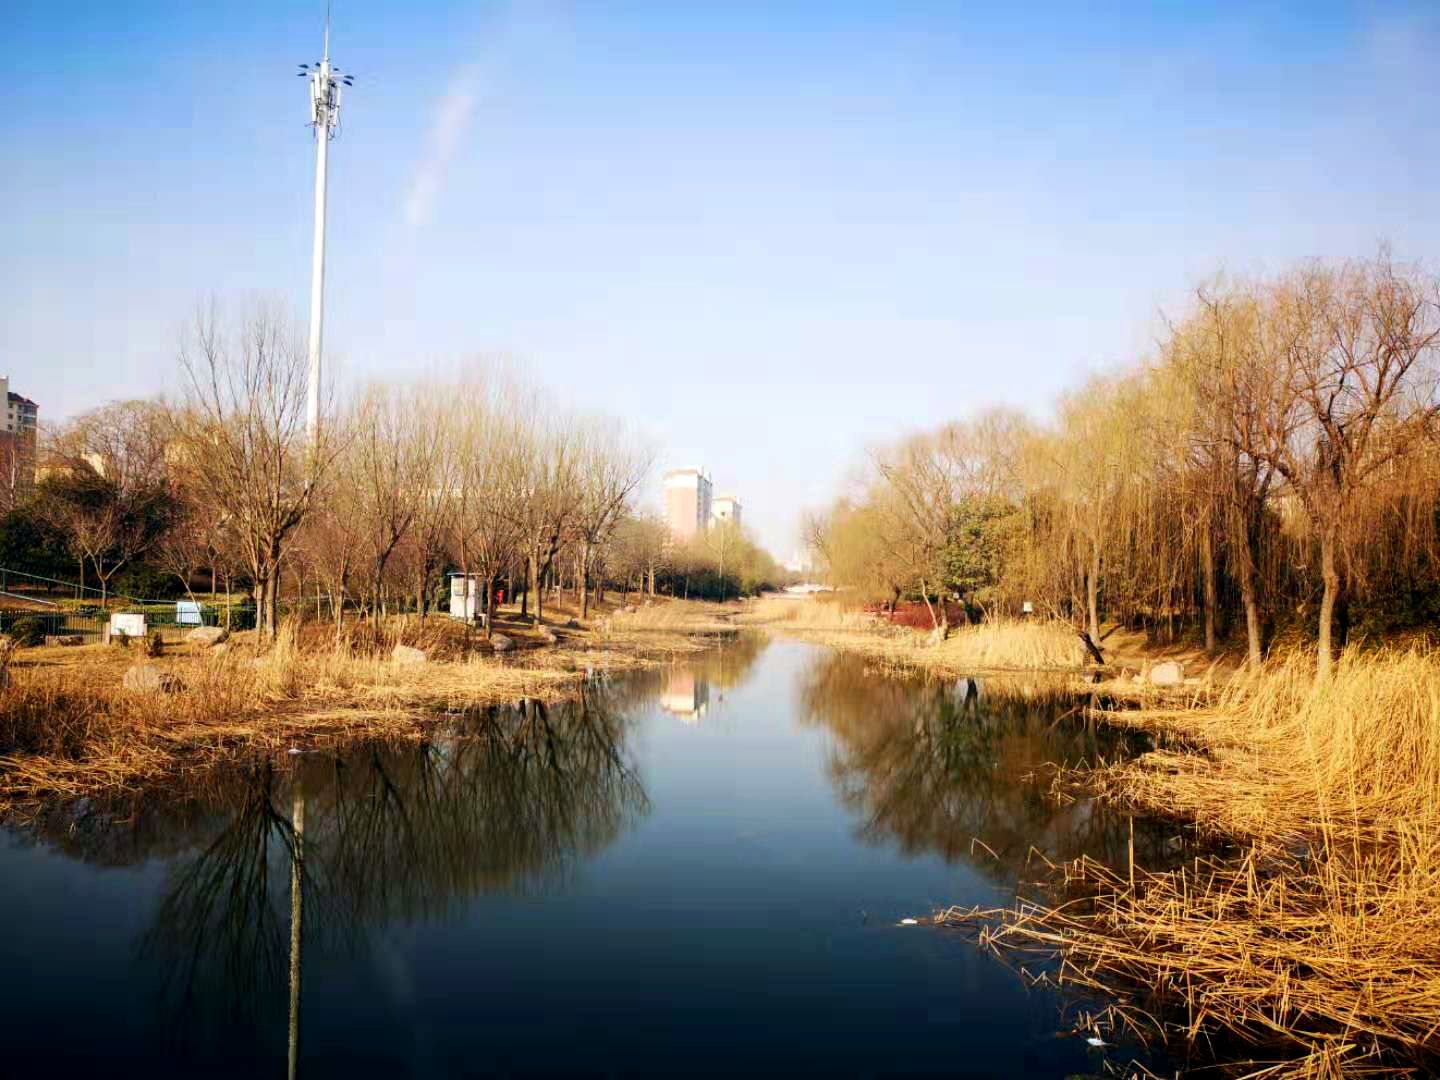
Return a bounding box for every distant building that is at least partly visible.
[0,376,38,497]
[664,468,713,542]
[783,550,816,576]
[711,494,741,531]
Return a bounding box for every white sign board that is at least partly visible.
[1022,601,1034,615]
[176,601,202,626]
[110,613,147,639]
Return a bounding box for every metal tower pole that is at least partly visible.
[306,62,330,446]
[300,8,349,447]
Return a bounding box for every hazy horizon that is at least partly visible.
[5,0,1440,553]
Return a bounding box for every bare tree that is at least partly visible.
[38,400,173,605]
[1267,255,1440,678]
[348,383,442,616]
[172,302,337,640]
[572,419,651,618]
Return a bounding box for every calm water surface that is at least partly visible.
[0,638,1169,1077]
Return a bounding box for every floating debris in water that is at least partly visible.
[1085,1036,1107,1048]
[899,917,919,926]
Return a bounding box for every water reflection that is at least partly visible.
[798,651,1174,887]
[659,670,709,721]
[655,634,768,724]
[2,637,1178,1078]
[122,683,648,1067]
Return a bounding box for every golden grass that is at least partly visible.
[933,617,1089,670]
[744,598,1089,674]
[943,645,1440,1077]
[603,598,738,636]
[736,594,881,632]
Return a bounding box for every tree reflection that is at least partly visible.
[798,652,1173,886]
[135,762,296,1045]
[132,680,649,1066]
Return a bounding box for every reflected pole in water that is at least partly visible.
[288,788,306,1080]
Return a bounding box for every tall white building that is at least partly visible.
[663,468,713,542]
[711,495,742,530]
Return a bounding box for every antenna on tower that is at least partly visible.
[298,0,353,446]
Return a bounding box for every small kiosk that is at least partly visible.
[448,574,487,626]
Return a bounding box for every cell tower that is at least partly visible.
[298,7,353,445]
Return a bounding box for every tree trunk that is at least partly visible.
[484,574,495,639]
[918,579,940,630]
[580,540,592,619]
[530,551,542,624]
[256,576,272,641]
[1086,547,1102,643]
[1200,527,1217,653]
[1317,524,1341,681]
[1236,544,1263,670]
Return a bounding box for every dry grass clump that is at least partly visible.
[737,595,881,632]
[753,606,1088,675]
[934,618,1088,670]
[945,645,1440,1076]
[1099,646,1440,840]
[604,599,736,635]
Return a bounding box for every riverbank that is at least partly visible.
[750,596,1438,1074]
[0,597,737,815]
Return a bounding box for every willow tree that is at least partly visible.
[1041,376,1149,645]
[1171,282,1302,667]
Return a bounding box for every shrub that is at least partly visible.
[145,631,164,658]
[10,617,46,647]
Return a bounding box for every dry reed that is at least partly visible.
[745,598,1088,674]
[943,645,1440,1077]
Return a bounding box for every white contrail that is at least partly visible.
[403,64,483,228]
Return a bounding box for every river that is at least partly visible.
[0,636,1172,1077]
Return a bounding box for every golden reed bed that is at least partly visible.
[945,646,1440,1078]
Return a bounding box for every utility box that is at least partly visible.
[448,574,487,626]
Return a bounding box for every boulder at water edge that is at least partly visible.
[491,634,514,652]
[392,644,427,665]
[186,625,229,648]
[123,663,184,694]
[1148,660,1185,686]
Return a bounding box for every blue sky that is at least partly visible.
[4,1,1439,554]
